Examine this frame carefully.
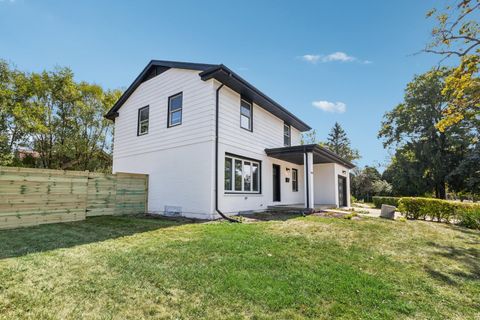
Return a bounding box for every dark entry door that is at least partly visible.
[272,164,281,202]
[338,175,347,207]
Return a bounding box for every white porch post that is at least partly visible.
[304,152,314,210]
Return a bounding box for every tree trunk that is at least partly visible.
[435,182,447,199]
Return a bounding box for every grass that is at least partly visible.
[0,215,479,319]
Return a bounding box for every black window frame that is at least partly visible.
[283,123,291,146]
[224,153,261,194]
[137,105,149,136]
[240,98,253,132]
[292,168,298,192]
[167,92,183,128]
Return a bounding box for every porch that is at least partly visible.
[265,144,355,211]
[268,203,336,212]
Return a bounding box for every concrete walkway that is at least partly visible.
[352,203,402,219]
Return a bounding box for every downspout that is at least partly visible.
[215,83,240,223]
[304,150,310,210]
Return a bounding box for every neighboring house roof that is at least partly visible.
[265,144,356,169]
[105,60,311,132]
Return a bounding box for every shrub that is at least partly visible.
[397,197,480,227]
[372,196,400,209]
[456,205,480,230]
[398,197,457,221]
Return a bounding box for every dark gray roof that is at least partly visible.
[265,144,355,169]
[105,60,311,131]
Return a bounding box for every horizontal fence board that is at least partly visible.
[0,166,148,229]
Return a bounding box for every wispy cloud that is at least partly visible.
[301,54,321,63]
[312,100,346,113]
[322,52,355,62]
[300,51,371,64]
[0,0,17,3]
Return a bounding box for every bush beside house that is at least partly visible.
[397,197,480,229]
[372,196,401,208]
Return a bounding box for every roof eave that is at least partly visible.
[199,66,312,132]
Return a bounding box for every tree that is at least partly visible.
[424,0,480,131]
[379,68,473,198]
[382,146,432,196]
[350,166,382,202]
[324,122,360,162]
[0,61,121,172]
[301,129,318,145]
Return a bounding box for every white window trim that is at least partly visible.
[224,155,260,194]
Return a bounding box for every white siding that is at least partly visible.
[113,68,215,159]
[216,84,305,214]
[112,69,216,218]
[313,163,351,207]
[112,68,348,219]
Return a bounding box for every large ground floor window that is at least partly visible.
[224,154,261,193]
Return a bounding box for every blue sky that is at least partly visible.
[0,0,447,169]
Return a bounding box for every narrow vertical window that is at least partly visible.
[240,99,252,131]
[243,161,251,191]
[234,159,242,191]
[284,123,291,146]
[168,92,183,127]
[292,168,298,192]
[138,106,149,135]
[225,157,233,191]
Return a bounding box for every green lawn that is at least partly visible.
[0,215,479,319]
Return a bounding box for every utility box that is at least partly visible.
[380,204,396,220]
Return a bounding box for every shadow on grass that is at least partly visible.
[239,211,306,222]
[426,240,480,285]
[0,215,197,260]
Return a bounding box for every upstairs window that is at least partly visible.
[137,106,149,135]
[168,92,183,127]
[240,99,252,131]
[292,168,298,192]
[284,123,291,146]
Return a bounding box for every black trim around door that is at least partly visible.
[272,164,281,202]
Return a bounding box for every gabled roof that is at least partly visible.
[105,60,311,132]
[105,60,218,120]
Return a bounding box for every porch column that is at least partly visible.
[304,151,314,210]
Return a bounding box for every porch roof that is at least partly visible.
[265,144,355,169]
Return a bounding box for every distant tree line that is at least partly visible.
[0,60,122,172]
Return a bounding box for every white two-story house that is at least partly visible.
[106,60,354,219]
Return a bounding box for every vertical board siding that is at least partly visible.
[0,167,148,230]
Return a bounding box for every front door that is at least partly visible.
[272,164,281,202]
[338,175,347,207]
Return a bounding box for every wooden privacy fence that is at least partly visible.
[0,167,148,230]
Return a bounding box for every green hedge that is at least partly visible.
[456,205,480,230]
[372,196,400,209]
[398,197,480,229]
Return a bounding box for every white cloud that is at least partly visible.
[312,100,346,113]
[322,52,356,62]
[301,54,321,63]
[300,51,372,64]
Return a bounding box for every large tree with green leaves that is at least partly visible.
[379,68,474,199]
[324,122,360,162]
[424,0,480,131]
[0,60,121,172]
